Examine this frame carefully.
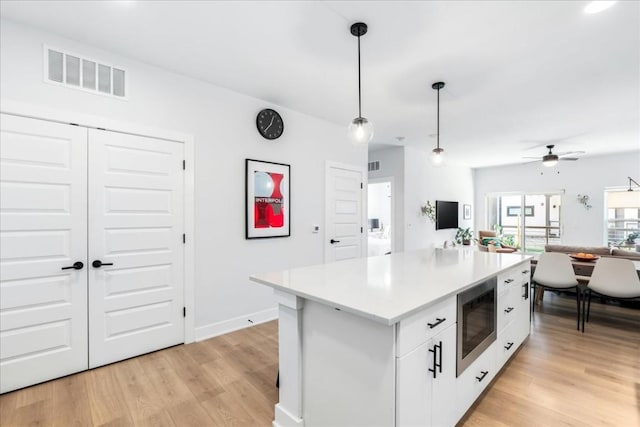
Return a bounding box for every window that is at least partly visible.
[605,190,640,247]
[486,192,562,253]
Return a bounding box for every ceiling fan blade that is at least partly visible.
[521,156,541,159]
[559,157,579,161]
[557,151,586,156]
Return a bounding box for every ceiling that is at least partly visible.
[1,1,638,168]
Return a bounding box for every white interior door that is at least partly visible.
[325,162,365,262]
[0,114,88,393]
[87,129,184,368]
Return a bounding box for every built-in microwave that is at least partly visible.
[456,276,497,377]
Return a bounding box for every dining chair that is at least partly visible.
[532,252,581,330]
[582,257,640,332]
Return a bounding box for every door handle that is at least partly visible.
[61,261,84,270]
[330,239,341,244]
[92,260,114,268]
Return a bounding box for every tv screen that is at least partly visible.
[436,200,459,230]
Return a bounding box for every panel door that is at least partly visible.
[325,164,364,263]
[0,114,88,393]
[87,129,184,368]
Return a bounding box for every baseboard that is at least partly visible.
[195,307,278,342]
[273,404,304,427]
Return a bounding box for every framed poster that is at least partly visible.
[246,159,290,239]
[463,204,472,220]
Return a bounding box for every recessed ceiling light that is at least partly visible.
[584,1,617,14]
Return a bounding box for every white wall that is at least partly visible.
[474,151,640,246]
[0,19,366,337]
[403,146,474,250]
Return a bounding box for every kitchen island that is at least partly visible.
[251,249,532,427]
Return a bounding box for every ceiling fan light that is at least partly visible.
[348,117,374,145]
[430,147,445,167]
[542,154,559,167]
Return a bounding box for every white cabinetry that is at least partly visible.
[396,323,457,427]
[496,263,531,372]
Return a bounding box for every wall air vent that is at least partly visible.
[368,160,380,172]
[44,46,127,99]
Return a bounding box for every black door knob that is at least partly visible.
[330,239,341,244]
[92,260,114,268]
[61,261,84,270]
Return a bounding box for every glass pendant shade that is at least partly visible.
[430,147,445,167]
[348,117,374,145]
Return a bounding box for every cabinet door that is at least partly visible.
[396,341,432,427]
[431,324,457,427]
[515,280,531,344]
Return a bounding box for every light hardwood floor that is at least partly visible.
[1,293,638,426]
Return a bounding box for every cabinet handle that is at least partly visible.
[504,307,514,313]
[437,341,443,374]
[505,342,514,350]
[61,261,84,270]
[427,317,446,329]
[504,278,514,284]
[522,270,530,274]
[476,371,489,382]
[428,346,438,379]
[522,282,529,300]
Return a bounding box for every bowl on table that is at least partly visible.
[569,253,600,262]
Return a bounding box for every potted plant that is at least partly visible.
[455,227,473,245]
[621,231,640,247]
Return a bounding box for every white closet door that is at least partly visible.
[88,129,184,368]
[0,114,88,393]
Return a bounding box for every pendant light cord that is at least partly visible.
[436,86,440,150]
[357,34,362,119]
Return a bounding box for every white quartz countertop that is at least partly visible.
[250,249,532,326]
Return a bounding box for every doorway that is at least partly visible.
[367,178,393,256]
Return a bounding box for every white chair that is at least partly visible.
[582,257,640,332]
[532,252,581,330]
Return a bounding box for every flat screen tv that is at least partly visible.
[436,200,459,230]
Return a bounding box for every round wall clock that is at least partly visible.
[256,108,284,140]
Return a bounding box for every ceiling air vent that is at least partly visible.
[368,160,380,172]
[44,46,127,99]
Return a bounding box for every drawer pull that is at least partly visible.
[504,307,514,313]
[427,317,446,329]
[504,278,514,284]
[476,371,489,382]
[505,342,514,350]
[522,270,530,274]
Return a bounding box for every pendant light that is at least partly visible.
[348,22,374,145]
[430,81,446,166]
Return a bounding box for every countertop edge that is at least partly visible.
[251,256,533,326]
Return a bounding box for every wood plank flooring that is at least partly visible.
[1,293,638,426]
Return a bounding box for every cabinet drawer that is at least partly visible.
[497,288,518,333]
[456,341,496,418]
[397,296,456,357]
[497,267,520,295]
[496,326,518,368]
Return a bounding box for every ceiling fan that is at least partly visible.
[523,144,585,167]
